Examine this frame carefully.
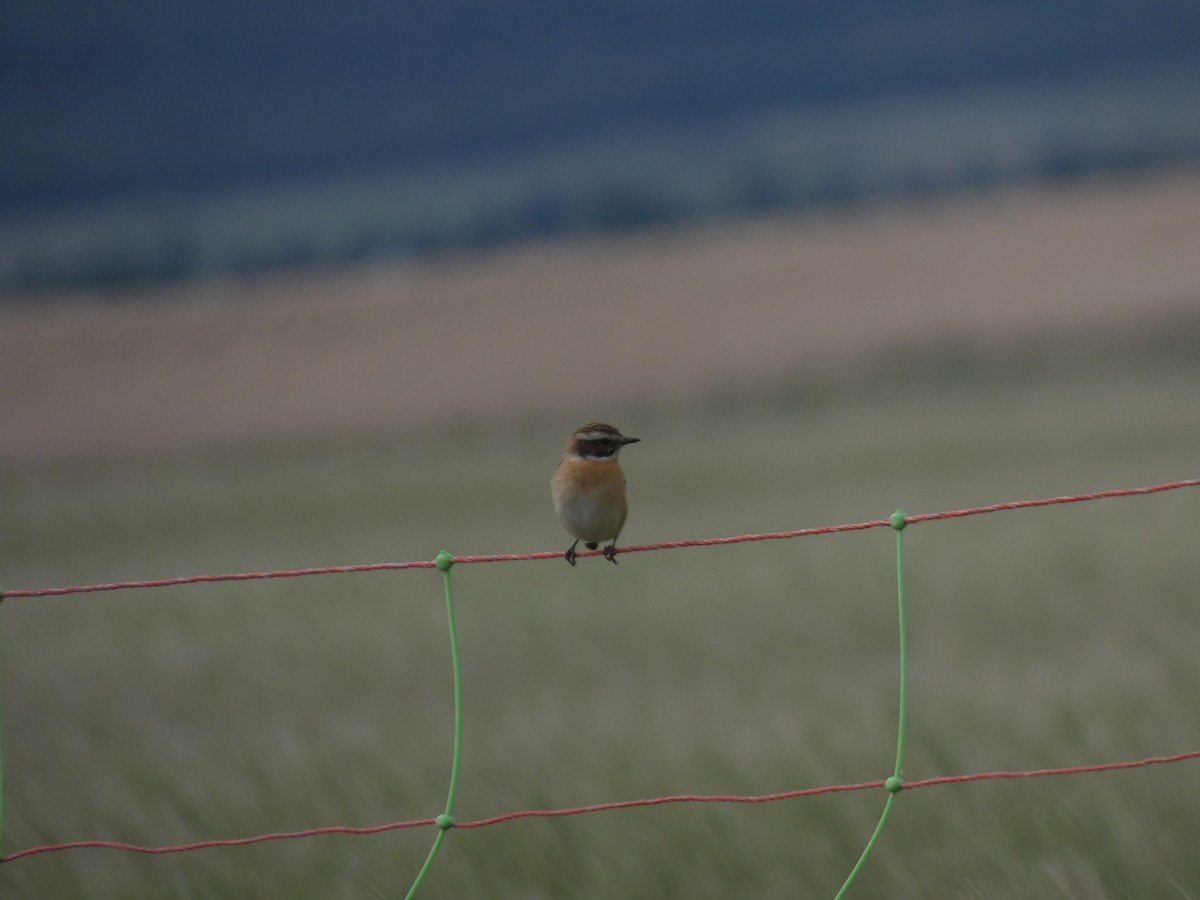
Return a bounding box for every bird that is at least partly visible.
[551,422,640,566]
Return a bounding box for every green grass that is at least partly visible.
[2,343,1200,898]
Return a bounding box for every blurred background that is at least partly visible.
[3,3,1200,898]
[2,0,1199,460]
[3,0,1200,294]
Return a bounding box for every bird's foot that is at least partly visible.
[564,542,579,566]
[603,544,619,564]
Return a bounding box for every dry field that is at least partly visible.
[3,169,1200,899]
[3,168,1200,465]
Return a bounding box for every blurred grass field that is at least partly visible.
[2,335,1199,899]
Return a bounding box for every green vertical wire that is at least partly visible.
[833,511,909,899]
[404,553,464,900]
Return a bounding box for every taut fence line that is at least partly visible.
[2,477,1199,897]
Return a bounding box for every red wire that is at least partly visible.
[4,751,1197,862]
[903,749,1200,788]
[0,819,436,861]
[4,561,436,598]
[8,478,1199,598]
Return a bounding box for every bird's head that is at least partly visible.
[566,423,640,461]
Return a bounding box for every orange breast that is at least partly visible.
[551,458,628,543]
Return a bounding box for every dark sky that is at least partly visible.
[3,0,1198,210]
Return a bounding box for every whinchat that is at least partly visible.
[551,422,640,566]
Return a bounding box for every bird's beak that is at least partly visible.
[621,436,641,445]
